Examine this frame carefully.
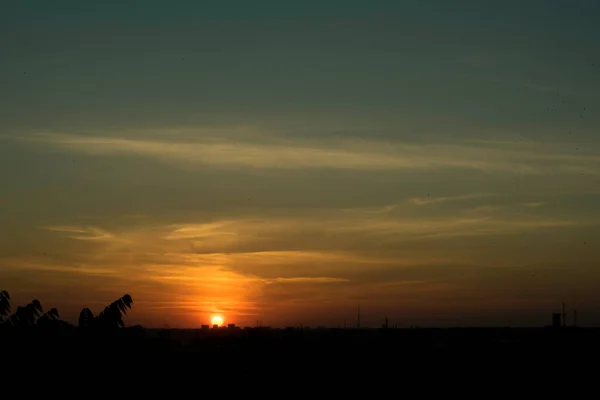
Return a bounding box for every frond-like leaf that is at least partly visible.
[0,290,10,318]
[79,308,94,328]
[31,299,43,314]
[48,308,59,319]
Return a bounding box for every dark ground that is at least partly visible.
[2,326,595,393]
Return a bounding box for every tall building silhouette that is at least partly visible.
[552,313,562,328]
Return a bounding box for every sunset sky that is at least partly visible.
[1,0,600,328]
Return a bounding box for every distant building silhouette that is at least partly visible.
[552,313,562,328]
[381,316,388,329]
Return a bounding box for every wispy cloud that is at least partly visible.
[265,277,349,284]
[0,257,121,276]
[16,130,600,175]
[40,225,113,241]
[159,211,594,256]
[163,222,239,241]
[329,215,585,241]
[27,208,590,288]
[521,202,546,208]
[408,193,493,206]
[340,204,399,214]
[463,205,505,214]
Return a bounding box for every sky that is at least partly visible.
[1,0,600,328]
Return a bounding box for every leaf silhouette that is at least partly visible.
[79,308,94,328]
[96,294,134,328]
[9,299,44,327]
[37,308,60,323]
[0,291,10,320]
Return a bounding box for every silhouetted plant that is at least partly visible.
[79,308,94,328]
[9,299,43,327]
[83,294,134,329]
[97,294,133,328]
[37,308,60,324]
[0,291,10,322]
[0,294,134,329]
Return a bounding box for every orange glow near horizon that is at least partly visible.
[211,315,224,326]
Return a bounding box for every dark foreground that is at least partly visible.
[3,326,596,391]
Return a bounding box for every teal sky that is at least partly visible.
[1,1,599,328]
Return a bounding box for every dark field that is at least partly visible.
[4,326,597,375]
[3,326,594,395]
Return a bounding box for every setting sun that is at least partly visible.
[211,316,224,326]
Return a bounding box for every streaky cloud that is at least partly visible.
[521,202,546,208]
[15,130,600,175]
[408,193,494,206]
[39,225,114,241]
[265,277,349,284]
